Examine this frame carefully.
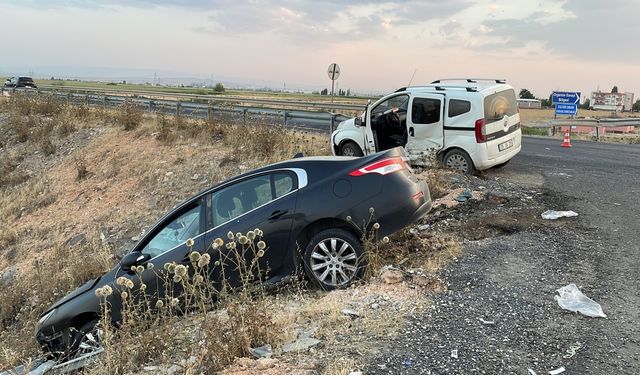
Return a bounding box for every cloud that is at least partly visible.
[477,0,640,62]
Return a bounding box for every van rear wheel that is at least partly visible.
[443,149,476,174]
[340,142,363,157]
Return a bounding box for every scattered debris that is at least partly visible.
[455,189,473,202]
[249,344,273,359]
[541,210,578,220]
[401,359,413,368]
[555,283,607,318]
[563,342,582,359]
[548,367,566,374]
[528,369,537,375]
[450,349,458,359]
[478,318,495,325]
[341,309,360,318]
[417,224,430,231]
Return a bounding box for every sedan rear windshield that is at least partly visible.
[18,78,34,83]
[484,89,517,123]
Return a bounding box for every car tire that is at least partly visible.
[303,229,363,290]
[339,141,364,157]
[68,320,103,359]
[443,149,476,174]
[492,160,510,169]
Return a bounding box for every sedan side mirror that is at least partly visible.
[120,252,151,271]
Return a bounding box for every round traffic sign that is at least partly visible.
[327,63,340,81]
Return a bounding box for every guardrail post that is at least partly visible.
[103,95,107,108]
[207,102,212,121]
[595,126,600,141]
[84,94,89,106]
[148,100,153,113]
[330,114,336,133]
[243,109,248,125]
[283,111,288,126]
[67,93,71,105]
[176,101,181,117]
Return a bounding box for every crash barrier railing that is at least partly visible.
[0,86,364,133]
[534,118,640,141]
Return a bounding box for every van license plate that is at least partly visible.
[498,139,514,151]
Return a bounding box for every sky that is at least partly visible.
[1,0,638,99]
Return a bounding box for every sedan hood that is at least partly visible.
[44,276,102,314]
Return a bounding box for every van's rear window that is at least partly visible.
[484,89,517,123]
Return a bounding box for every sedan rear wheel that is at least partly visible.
[303,229,363,290]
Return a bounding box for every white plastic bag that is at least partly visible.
[541,210,578,220]
[555,283,606,318]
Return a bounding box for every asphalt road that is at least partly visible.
[370,136,640,374]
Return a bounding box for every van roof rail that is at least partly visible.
[431,78,506,84]
[408,85,477,92]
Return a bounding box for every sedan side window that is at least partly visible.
[211,172,297,227]
[141,205,202,259]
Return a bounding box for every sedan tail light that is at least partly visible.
[475,119,487,143]
[349,157,408,176]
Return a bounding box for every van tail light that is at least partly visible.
[475,119,487,143]
[349,157,407,176]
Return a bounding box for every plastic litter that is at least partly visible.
[555,283,606,318]
[402,359,413,368]
[249,344,272,359]
[541,210,578,220]
[548,367,565,374]
[528,369,537,375]
[478,318,495,325]
[455,189,473,202]
[450,349,458,359]
[563,342,582,358]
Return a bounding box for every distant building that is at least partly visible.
[517,98,542,109]
[590,91,634,111]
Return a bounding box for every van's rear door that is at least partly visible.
[482,88,521,159]
[405,93,445,163]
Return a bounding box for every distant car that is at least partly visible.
[4,76,37,89]
[331,78,522,174]
[35,147,432,359]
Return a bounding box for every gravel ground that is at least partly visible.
[367,162,640,374]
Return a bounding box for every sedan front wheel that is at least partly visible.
[303,229,363,290]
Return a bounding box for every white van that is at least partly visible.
[330,79,522,173]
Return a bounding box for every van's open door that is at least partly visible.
[406,93,445,164]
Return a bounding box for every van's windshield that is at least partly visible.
[484,89,517,123]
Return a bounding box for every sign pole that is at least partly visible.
[331,79,335,103]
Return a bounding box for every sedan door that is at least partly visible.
[204,170,301,289]
[111,200,207,314]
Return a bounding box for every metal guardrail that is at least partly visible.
[36,85,367,111]
[0,86,358,133]
[537,118,640,141]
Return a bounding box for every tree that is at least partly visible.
[346,88,351,96]
[320,88,328,95]
[580,98,591,109]
[214,83,225,93]
[633,99,640,112]
[519,88,535,99]
[611,85,618,94]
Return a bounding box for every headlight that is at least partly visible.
[38,309,56,327]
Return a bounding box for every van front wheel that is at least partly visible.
[443,149,476,174]
[340,142,364,157]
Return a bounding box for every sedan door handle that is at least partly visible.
[268,210,288,221]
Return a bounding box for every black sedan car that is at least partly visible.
[35,146,432,358]
[4,76,37,89]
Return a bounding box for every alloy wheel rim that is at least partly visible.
[342,147,356,156]
[310,238,358,287]
[77,327,103,355]
[446,154,468,172]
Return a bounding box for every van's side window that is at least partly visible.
[411,98,441,124]
[448,99,471,117]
